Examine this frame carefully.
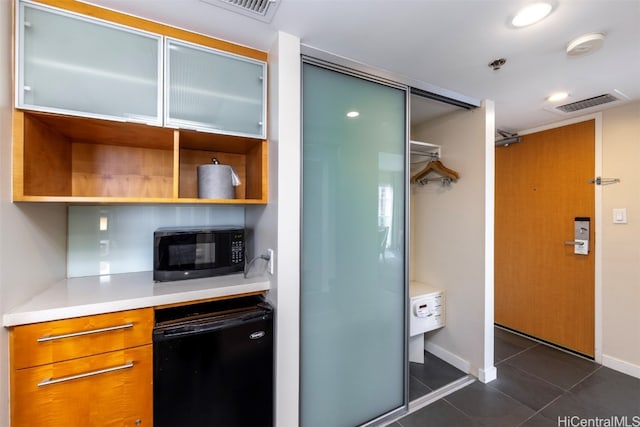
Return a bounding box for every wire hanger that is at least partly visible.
[411,160,460,185]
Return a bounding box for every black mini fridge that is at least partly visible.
[153,296,274,427]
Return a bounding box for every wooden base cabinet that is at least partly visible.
[9,309,153,427]
[11,346,152,427]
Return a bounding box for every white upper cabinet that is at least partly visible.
[16,1,163,125]
[165,38,266,139]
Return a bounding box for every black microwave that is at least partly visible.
[153,227,245,282]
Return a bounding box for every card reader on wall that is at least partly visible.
[572,217,590,256]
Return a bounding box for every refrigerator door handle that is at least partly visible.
[154,313,269,340]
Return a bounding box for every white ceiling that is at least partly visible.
[86,0,640,132]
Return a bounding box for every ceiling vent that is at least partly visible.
[200,0,279,23]
[555,93,619,113]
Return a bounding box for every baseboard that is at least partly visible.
[424,341,471,374]
[478,366,497,383]
[602,354,640,379]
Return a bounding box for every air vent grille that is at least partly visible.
[222,0,272,15]
[200,0,279,22]
[556,94,619,113]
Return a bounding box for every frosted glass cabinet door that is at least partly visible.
[301,61,407,426]
[17,2,162,124]
[166,39,266,139]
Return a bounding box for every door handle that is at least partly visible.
[564,241,585,246]
[37,323,134,343]
[37,361,134,387]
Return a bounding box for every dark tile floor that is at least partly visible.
[391,327,640,426]
[410,349,468,400]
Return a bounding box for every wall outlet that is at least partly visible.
[267,248,274,275]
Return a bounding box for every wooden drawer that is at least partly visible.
[11,345,152,427]
[10,308,153,369]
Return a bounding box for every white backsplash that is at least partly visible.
[68,205,244,278]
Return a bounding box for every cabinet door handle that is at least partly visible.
[37,323,134,343]
[37,361,134,387]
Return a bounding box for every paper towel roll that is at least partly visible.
[198,164,235,199]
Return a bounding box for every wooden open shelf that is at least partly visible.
[177,130,267,202]
[13,111,268,204]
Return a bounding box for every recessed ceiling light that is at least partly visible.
[512,2,553,28]
[547,92,569,102]
[346,111,360,118]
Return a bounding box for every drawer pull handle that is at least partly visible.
[37,323,134,343]
[37,361,134,387]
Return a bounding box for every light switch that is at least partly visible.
[613,208,627,224]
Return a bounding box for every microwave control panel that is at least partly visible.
[231,233,245,264]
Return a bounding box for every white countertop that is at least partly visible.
[3,272,271,327]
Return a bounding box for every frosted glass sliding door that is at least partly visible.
[301,61,407,426]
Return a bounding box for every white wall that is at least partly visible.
[410,101,496,382]
[0,1,68,425]
[601,101,640,377]
[246,31,301,426]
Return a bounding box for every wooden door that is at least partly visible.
[495,120,595,357]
